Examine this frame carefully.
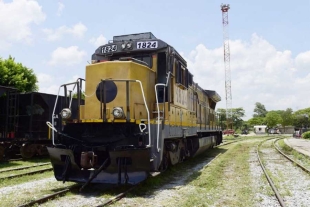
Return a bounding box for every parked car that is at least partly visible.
[268,128,280,134]
[223,129,235,135]
[293,131,301,138]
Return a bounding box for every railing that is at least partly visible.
[50,78,84,146]
[99,79,151,147]
[154,72,171,152]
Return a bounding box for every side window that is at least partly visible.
[175,60,189,89]
[188,72,193,86]
[175,61,181,84]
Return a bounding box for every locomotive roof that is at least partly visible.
[113,32,157,41]
[93,32,168,57]
[204,90,221,103]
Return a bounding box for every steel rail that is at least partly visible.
[96,185,137,207]
[273,138,310,174]
[17,184,81,207]
[257,137,286,207]
[0,162,51,173]
[0,167,52,180]
[216,137,248,147]
[7,158,23,161]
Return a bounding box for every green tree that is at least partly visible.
[247,117,265,128]
[0,56,38,92]
[253,102,268,117]
[292,113,309,128]
[216,107,245,131]
[265,111,282,128]
[72,91,85,100]
[232,107,245,130]
[280,108,293,132]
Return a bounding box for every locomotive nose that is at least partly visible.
[95,80,118,103]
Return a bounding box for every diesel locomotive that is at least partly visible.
[47,32,222,186]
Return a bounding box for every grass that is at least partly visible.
[277,139,310,169]
[0,165,52,178]
[111,137,271,207]
[182,142,256,207]
[0,170,54,188]
[0,157,51,170]
[0,171,76,207]
[2,135,279,207]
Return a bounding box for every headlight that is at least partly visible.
[60,108,72,119]
[112,107,124,119]
[126,42,132,49]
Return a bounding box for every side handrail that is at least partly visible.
[154,72,171,152]
[155,83,165,152]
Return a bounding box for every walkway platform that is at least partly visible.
[284,138,310,157]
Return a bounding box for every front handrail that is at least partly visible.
[50,78,151,147]
[51,80,81,146]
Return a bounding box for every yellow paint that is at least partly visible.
[81,119,136,123]
[83,61,155,121]
[80,105,85,119]
[75,53,220,132]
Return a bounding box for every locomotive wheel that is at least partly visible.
[0,145,5,161]
[20,144,36,159]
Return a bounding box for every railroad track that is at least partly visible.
[96,153,223,206]
[17,184,81,207]
[15,140,231,207]
[94,141,231,206]
[0,162,51,173]
[273,138,310,173]
[95,185,138,207]
[0,167,53,180]
[257,136,310,207]
[257,137,285,207]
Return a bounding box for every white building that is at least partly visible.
[254,125,267,134]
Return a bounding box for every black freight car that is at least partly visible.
[0,86,80,160]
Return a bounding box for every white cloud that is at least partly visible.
[38,74,83,95]
[38,73,53,84]
[0,0,46,48]
[184,33,310,119]
[43,22,87,41]
[48,46,87,66]
[57,2,65,16]
[89,34,107,47]
[295,51,310,71]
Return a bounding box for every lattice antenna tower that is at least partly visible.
[221,3,233,129]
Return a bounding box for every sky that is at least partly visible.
[0,0,310,120]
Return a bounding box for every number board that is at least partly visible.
[101,45,117,53]
[137,41,158,49]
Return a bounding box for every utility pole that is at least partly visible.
[221,3,233,129]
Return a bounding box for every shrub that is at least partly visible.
[302,131,310,139]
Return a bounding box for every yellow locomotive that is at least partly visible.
[47,32,222,186]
